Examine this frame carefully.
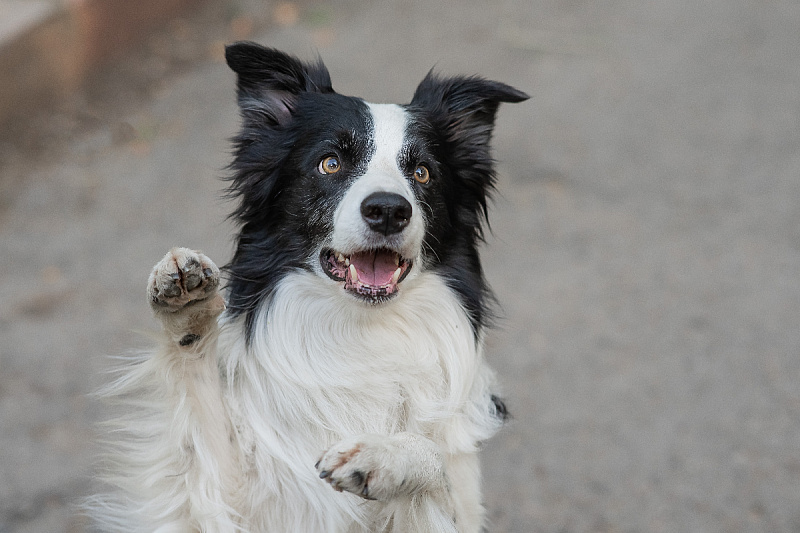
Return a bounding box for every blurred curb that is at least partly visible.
[0,0,204,129]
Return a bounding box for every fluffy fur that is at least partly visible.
[89,44,527,532]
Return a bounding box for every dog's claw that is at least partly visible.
[319,470,330,479]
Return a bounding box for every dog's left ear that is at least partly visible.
[410,72,529,152]
[410,73,528,231]
[225,42,333,126]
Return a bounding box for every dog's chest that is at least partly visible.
[216,272,485,527]
[223,271,478,439]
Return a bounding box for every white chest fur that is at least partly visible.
[216,271,499,530]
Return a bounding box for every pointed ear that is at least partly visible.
[410,72,528,149]
[225,42,333,126]
[410,73,528,235]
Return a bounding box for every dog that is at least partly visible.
[89,43,527,532]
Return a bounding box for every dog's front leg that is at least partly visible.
[315,433,447,501]
[316,433,465,532]
[145,248,239,532]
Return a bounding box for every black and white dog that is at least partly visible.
[92,43,527,532]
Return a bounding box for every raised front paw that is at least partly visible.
[147,248,225,344]
[148,248,220,312]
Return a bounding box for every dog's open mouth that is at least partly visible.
[321,248,412,300]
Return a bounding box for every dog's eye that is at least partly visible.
[318,156,341,175]
[413,165,430,184]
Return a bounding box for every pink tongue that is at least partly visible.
[350,251,397,286]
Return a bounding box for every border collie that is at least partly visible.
[90,43,527,532]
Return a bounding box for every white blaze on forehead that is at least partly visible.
[366,103,408,176]
[328,102,426,259]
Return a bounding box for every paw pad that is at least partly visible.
[148,248,220,312]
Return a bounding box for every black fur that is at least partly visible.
[222,43,528,340]
[407,73,528,331]
[224,44,374,338]
[490,394,510,421]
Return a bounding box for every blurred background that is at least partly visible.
[1,0,799,531]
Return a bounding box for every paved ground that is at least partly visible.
[1,0,799,531]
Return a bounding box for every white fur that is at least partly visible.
[221,271,499,531]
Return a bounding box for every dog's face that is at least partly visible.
[268,97,430,303]
[224,43,527,333]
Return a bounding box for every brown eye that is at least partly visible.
[319,156,341,175]
[413,165,430,184]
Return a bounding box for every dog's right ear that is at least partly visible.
[225,42,333,126]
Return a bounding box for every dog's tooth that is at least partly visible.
[349,264,358,282]
[391,267,402,285]
[394,254,400,266]
[345,257,350,266]
[337,253,345,263]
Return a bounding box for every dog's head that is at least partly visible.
[224,43,527,335]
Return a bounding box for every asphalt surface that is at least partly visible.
[1,1,799,532]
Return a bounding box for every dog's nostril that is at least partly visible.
[360,192,412,236]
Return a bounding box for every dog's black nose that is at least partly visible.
[360,192,412,235]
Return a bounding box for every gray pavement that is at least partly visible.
[2,0,800,531]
